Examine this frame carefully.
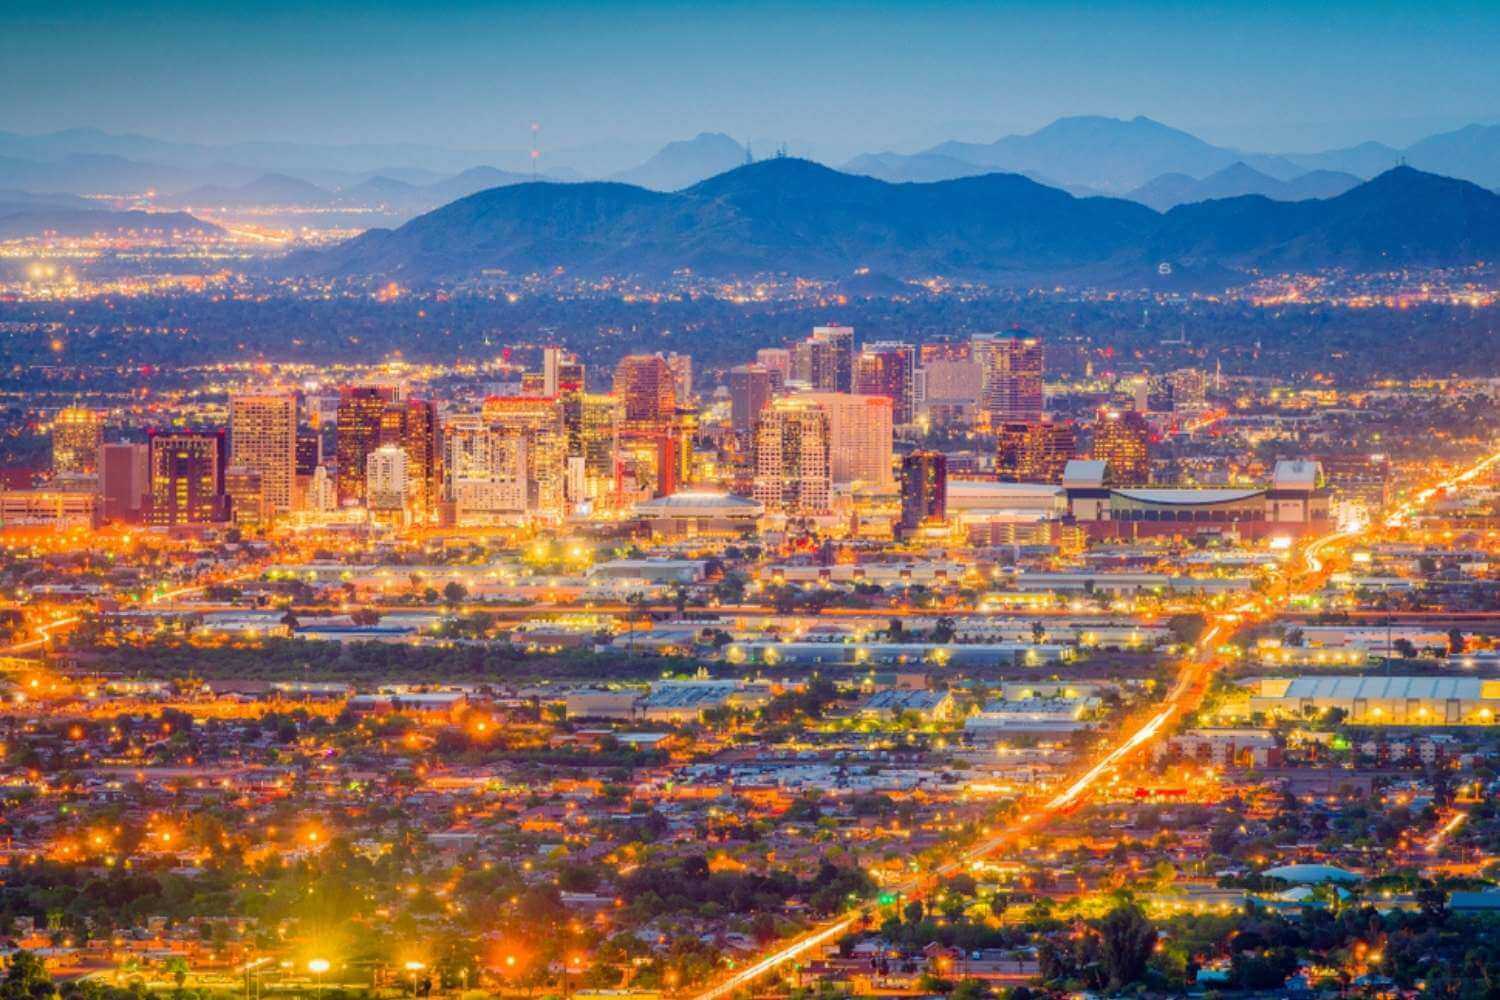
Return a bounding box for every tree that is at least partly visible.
[0,951,54,1000]
[1449,628,1466,655]
[1097,903,1156,991]
[442,582,468,607]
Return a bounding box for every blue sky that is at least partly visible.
[2,0,1497,163]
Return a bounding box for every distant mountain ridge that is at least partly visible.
[1126,162,1361,211]
[300,160,1500,286]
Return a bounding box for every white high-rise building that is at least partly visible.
[366,444,409,513]
[229,393,297,515]
[798,392,894,487]
[753,399,831,515]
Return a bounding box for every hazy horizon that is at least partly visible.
[3,0,1499,171]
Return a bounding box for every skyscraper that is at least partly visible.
[336,385,396,505]
[854,342,916,424]
[799,393,894,487]
[995,418,1078,483]
[810,326,858,392]
[100,443,149,523]
[366,443,410,518]
[973,331,1044,423]
[483,395,567,520]
[148,430,227,527]
[400,399,440,526]
[900,451,948,531]
[52,406,103,477]
[729,364,774,437]
[753,399,831,515]
[665,352,694,405]
[755,348,791,389]
[1092,409,1152,485]
[613,355,676,424]
[229,393,296,515]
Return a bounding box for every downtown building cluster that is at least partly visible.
[4,327,1323,543]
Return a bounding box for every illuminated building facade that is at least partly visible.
[855,342,916,424]
[613,355,676,423]
[336,385,396,504]
[1091,408,1152,485]
[148,430,227,527]
[973,331,1044,423]
[799,392,894,487]
[900,450,948,531]
[52,406,103,477]
[753,398,831,515]
[230,393,296,515]
[996,418,1078,483]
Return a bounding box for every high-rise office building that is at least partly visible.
[336,385,396,504]
[755,348,791,389]
[483,395,567,520]
[799,393,894,487]
[854,342,916,424]
[665,352,693,405]
[995,419,1078,483]
[900,451,948,530]
[1092,409,1152,485]
[366,444,410,517]
[753,399,831,515]
[729,364,774,437]
[100,442,149,523]
[229,394,296,515]
[52,406,103,477]
[400,399,440,526]
[148,430,227,527]
[973,331,1044,423]
[225,465,265,528]
[613,355,676,424]
[798,325,854,391]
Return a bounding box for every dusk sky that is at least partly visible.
[3,0,1498,165]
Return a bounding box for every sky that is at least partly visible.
[2,0,1498,168]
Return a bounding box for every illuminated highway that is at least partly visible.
[688,444,1500,1000]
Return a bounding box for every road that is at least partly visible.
[688,444,1500,1000]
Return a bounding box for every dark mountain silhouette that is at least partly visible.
[1127,162,1361,211]
[301,161,1500,286]
[1146,166,1500,269]
[305,158,1163,281]
[610,133,750,191]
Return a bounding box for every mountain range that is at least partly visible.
[300,160,1500,286]
[3,116,1500,214]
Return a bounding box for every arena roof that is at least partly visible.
[1113,488,1264,506]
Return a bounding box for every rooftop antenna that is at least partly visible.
[530,121,541,179]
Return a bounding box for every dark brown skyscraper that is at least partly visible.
[148,430,227,526]
[900,450,947,531]
[336,385,396,504]
[613,355,676,424]
[729,364,774,437]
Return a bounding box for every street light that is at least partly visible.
[308,958,330,999]
[404,961,425,997]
